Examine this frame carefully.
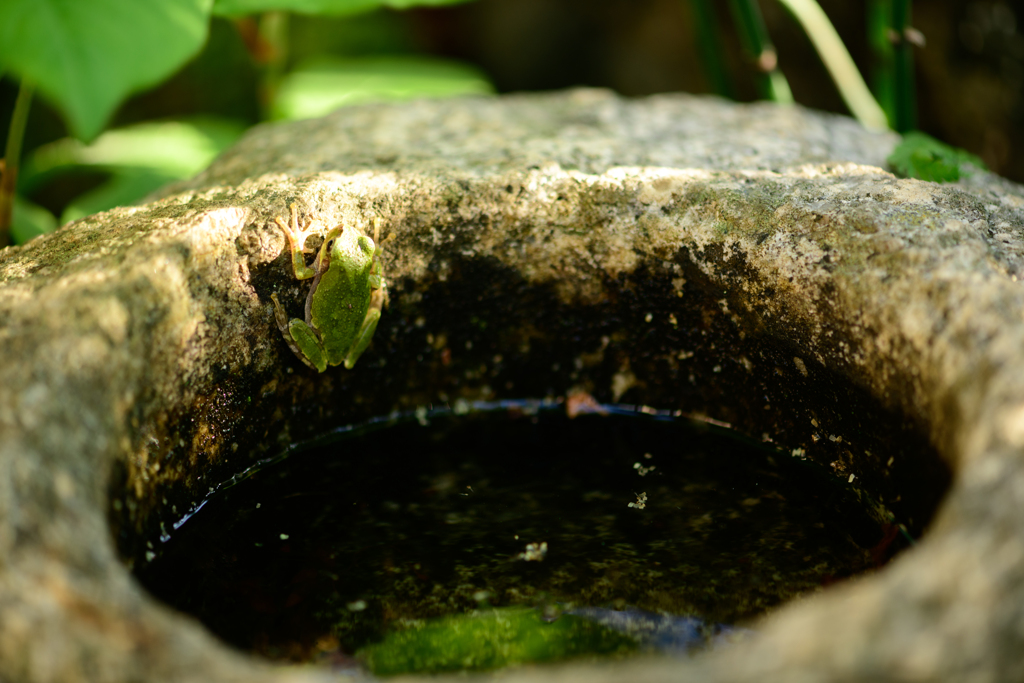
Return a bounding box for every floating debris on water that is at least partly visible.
[517,542,548,562]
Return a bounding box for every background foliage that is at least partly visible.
[1,0,1020,246]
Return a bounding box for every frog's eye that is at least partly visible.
[357,235,376,258]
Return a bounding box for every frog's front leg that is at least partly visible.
[270,293,326,371]
[275,203,321,280]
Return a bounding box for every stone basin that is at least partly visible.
[1,89,1023,683]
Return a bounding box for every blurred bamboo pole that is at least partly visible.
[728,0,793,103]
[688,0,736,98]
[0,81,34,248]
[891,0,918,132]
[868,0,896,127]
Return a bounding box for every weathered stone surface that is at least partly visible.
[1,89,1023,682]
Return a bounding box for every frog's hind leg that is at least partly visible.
[271,293,325,372]
[343,308,381,369]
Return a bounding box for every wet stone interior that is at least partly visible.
[133,406,908,671]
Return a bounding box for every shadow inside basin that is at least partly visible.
[132,402,916,671]
[111,243,958,674]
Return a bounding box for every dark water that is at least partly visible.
[134,401,895,665]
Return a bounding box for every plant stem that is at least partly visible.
[775,0,889,130]
[0,80,34,249]
[728,0,793,104]
[891,0,916,132]
[688,0,735,98]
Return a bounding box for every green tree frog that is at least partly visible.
[270,203,390,372]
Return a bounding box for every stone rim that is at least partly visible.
[2,90,1022,682]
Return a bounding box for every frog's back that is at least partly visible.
[314,239,376,366]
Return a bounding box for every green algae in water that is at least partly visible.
[359,607,637,675]
[134,404,893,667]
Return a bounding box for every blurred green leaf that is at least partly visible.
[0,0,213,140]
[26,119,247,179]
[213,0,475,18]
[272,56,493,120]
[11,196,58,245]
[887,132,987,183]
[22,118,246,226]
